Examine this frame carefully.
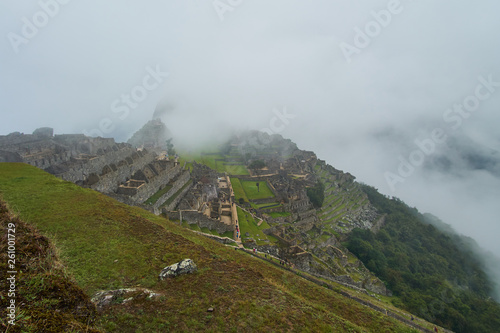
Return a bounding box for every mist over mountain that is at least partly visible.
[1,1,500,329]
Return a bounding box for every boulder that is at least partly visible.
[159,259,197,280]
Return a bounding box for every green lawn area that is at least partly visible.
[177,157,193,172]
[240,180,275,200]
[236,207,273,246]
[200,154,221,170]
[178,150,249,175]
[217,162,249,175]
[181,220,201,231]
[251,202,280,209]
[178,151,221,170]
[219,230,234,239]
[267,211,291,218]
[181,222,233,240]
[230,177,248,202]
[201,226,218,235]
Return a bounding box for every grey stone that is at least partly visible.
[0,150,23,162]
[91,288,161,311]
[159,259,197,280]
[127,119,171,148]
[33,127,54,137]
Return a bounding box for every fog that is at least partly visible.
[1,0,500,297]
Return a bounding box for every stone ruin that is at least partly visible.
[160,162,237,235]
[0,126,192,214]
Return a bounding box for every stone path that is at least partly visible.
[226,176,243,248]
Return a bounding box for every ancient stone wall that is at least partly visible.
[296,209,317,220]
[0,133,49,148]
[91,151,159,193]
[162,180,193,212]
[260,205,284,213]
[25,151,73,169]
[129,164,182,203]
[254,244,281,258]
[190,231,235,245]
[55,146,140,183]
[163,210,234,234]
[3,135,122,172]
[152,170,191,210]
[293,217,317,232]
[284,198,311,212]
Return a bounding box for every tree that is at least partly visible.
[166,138,176,156]
[249,160,266,170]
[306,182,325,208]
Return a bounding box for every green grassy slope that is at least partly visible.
[179,151,249,175]
[229,177,248,202]
[0,200,102,332]
[236,207,275,246]
[0,163,421,332]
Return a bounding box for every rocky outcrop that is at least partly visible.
[33,127,54,137]
[158,259,197,280]
[363,278,391,296]
[91,288,162,311]
[0,150,23,162]
[127,119,171,148]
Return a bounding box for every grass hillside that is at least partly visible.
[0,163,425,332]
[0,200,101,332]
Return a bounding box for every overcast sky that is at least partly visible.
[1,1,500,280]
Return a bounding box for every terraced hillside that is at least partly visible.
[314,161,382,235]
[0,163,431,332]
